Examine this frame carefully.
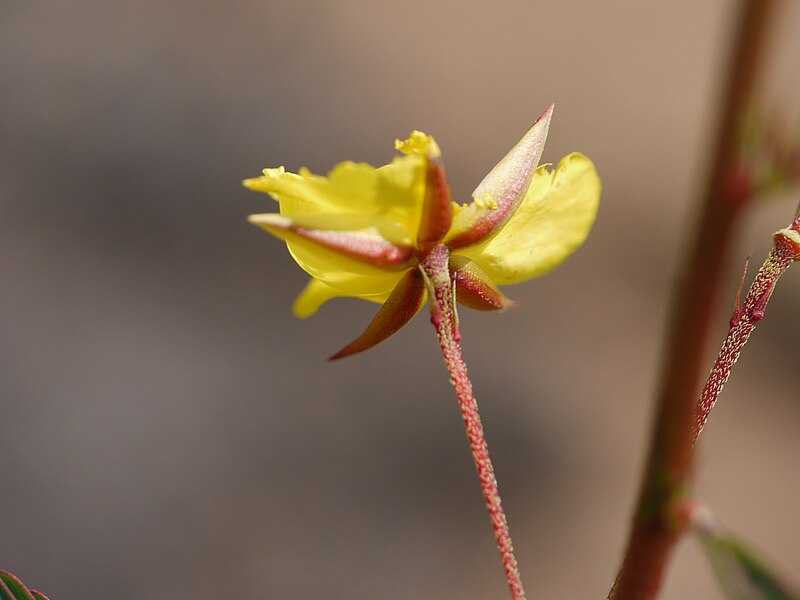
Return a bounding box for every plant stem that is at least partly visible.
[420,244,526,600]
[694,219,800,440]
[609,1,777,598]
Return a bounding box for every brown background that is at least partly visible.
[1,1,799,598]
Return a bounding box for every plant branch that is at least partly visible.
[420,244,526,600]
[608,1,777,598]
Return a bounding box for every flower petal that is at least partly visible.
[293,278,388,318]
[456,152,600,284]
[244,153,427,237]
[243,166,324,215]
[249,213,411,296]
[446,104,553,249]
[395,130,441,158]
[449,256,515,311]
[249,213,414,268]
[329,268,426,360]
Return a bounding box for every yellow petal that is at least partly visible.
[244,167,323,215]
[248,213,410,296]
[456,153,600,284]
[248,213,414,260]
[395,130,441,158]
[244,153,427,237]
[293,279,388,318]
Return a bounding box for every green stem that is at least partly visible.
[420,244,527,600]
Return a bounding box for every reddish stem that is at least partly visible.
[694,221,800,440]
[609,1,777,598]
[420,244,526,600]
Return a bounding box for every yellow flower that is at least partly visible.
[245,105,600,357]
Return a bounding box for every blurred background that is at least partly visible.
[1,1,799,598]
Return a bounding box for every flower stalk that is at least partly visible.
[420,243,527,600]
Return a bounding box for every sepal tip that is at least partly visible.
[328,268,426,360]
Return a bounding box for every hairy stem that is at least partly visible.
[695,221,800,440]
[420,244,526,600]
[609,1,777,598]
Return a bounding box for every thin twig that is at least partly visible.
[420,244,526,600]
[694,217,800,440]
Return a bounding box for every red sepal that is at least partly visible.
[328,268,426,360]
[447,104,553,249]
[250,214,415,270]
[449,256,515,311]
[417,159,454,251]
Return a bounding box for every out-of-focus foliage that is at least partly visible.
[699,529,800,600]
[0,571,50,600]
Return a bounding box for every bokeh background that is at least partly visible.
[2,1,799,598]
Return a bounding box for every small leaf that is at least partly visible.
[0,571,38,600]
[698,529,800,599]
